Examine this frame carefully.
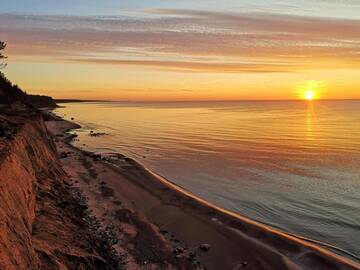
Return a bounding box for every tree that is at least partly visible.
[0,41,7,69]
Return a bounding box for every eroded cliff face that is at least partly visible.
[0,116,52,269]
[0,114,119,270]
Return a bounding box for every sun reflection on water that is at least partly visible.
[306,101,316,140]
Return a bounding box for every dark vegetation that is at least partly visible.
[0,41,57,108]
[0,41,6,69]
[55,99,85,103]
[0,72,26,104]
[55,99,110,103]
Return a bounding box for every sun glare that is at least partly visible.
[305,90,315,101]
[298,81,323,101]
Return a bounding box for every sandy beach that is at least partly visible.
[45,113,360,270]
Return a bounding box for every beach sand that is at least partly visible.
[45,115,360,270]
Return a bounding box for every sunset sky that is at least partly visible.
[1,0,360,100]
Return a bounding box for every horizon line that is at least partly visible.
[55,98,360,103]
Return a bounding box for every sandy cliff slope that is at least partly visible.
[0,114,120,270]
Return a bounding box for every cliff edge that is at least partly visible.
[0,113,121,269]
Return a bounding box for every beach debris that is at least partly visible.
[199,244,211,252]
[232,262,249,269]
[173,247,185,254]
[91,153,102,161]
[101,156,110,161]
[112,200,122,206]
[89,131,108,137]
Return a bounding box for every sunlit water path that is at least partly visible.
[55,100,360,259]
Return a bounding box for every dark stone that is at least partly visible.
[78,201,88,210]
[91,154,102,161]
[174,247,184,254]
[59,152,68,159]
[199,244,211,252]
[89,132,107,137]
[0,126,5,137]
[57,200,70,209]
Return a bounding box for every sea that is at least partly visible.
[54,100,360,260]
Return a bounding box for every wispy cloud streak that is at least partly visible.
[1,10,360,73]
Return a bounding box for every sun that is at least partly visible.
[305,90,315,101]
[297,80,323,101]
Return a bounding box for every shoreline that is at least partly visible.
[46,112,360,270]
[144,168,360,261]
[108,153,360,264]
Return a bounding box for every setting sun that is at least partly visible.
[297,81,323,101]
[305,90,315,100]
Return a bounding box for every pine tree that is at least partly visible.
[0,41,7,69]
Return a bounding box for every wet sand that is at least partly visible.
[46,116,360,270]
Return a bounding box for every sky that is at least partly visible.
[1,0,360,100]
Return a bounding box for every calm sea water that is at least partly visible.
[55,101,360,259]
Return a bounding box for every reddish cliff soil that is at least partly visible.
[0,113,121,270]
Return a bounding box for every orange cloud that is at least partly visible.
[1,11,359,73]
[66,58,300,73]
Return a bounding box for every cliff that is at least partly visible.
[0,113,120,269]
